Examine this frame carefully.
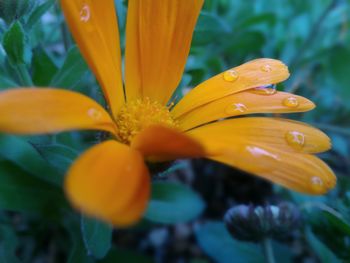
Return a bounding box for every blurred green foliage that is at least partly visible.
[0,0,349,262]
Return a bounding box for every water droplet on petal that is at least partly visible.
[283,97,299,108]
[249,84,277,95]
[246,146,280,161]
[226,103,248,114]
[285,131,305,150]
[87,108,102,120]
[223,70,239,82]
[80,4,91,22]
[311,176,324,192]
[261,64,272,72]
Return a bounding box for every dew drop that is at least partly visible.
[285,131,305,150]
[311,176,324,192]
[283,97,299,108]
[249,84,277,95]
[223,69,239,82]
[261,64,272,72]
[87,108,102,120]
[246,146,280,161]
[80,4,91,22]
[226,103,248,114]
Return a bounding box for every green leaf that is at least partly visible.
[26,0,55,30]
[0,161,66,214]
[195,221,264,263]
[99,248,153,263]
[0,134,63,185]
[50,46,88,89]
[145,182,205,224]
[81,216,113,259]
[193,12,231,45]
[35,144,78,173]
[2,21,31,66]
[329,46,350,101]
[32,47,58,86]
[306,228,341,263]
[0,225,21,263]
[0,75,17,89]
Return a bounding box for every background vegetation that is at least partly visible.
[0,0,349,262]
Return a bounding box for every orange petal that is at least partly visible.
[193,138,335,194]
[124,0,204,104]
[177,91,315,131]
[172,58,290,118]
[131,125,205,162]
[187,117,331,154]
[65,140,150,227]
[0,88,117,135]
[61,0,124,117]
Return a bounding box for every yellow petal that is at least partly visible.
[187,117,331,154]
[61,0,124,117]
[0,88,117,135]
[178,91,315,131]
[194,138,335,194]
[172,58,290,118]
[131,125,205,162]
[65,140,150,227]
[124,0,204,104]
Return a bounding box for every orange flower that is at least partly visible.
[0,0,336,226]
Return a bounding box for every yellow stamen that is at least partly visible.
[116,98,178,144]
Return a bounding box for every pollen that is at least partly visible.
[116,98,178,144]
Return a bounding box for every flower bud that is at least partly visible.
[224,203,300,242]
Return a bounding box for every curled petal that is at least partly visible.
[131,125,205,161]
[65,140,150,227]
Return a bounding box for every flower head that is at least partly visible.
[0,0,336,227]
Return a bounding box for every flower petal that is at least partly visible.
[65,140,150,227]
[124,0,203,104]
[187,117,331,154]
[192,138,335,194]
[61,0,124,117]
[177,91,315,131]
[172,58,290,118]
[0,88,117,135]
[131,125,205,161]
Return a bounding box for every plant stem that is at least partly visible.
[262,238,275,263]
[16,63,33,86]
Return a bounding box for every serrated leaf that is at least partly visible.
[195,221,264,263]
[50,46,88,88]
[81,216,113,260]
[2,21,31,66]
[0,161,66,214]
[145,182,205,224]
[0,134,63,185]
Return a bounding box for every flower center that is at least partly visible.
[116,98,177,144]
